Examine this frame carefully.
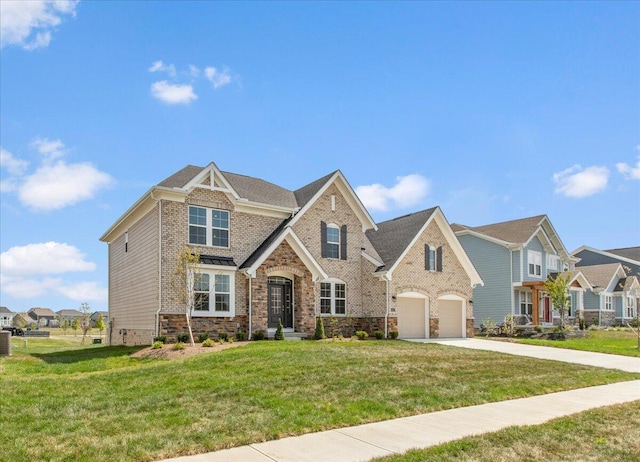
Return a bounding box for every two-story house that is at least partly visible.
[55,309,83,327]
[100,163,482,345]
[453,215,590,328]
[0,307,15,327]
[27,307,56,327]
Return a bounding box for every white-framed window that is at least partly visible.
[626,296,635,318]
[326,225,340,259]
[192,270,235,316]
[527,250,542,277]
[428,246,436,272]
[519,291,533,316]
[546,255,559,271]
[604,295,613,311]
[320,280,346,315]
[189,206,230,248]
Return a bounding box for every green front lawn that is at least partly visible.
[1,338,638,461]
[375,400,640,461]
[516,329,640,357]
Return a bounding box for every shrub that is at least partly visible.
[274,319,285,340]
[153,335,167,344]
[173,342,186,350]
[152,341,163,349]
[198,332,210,343]
[218,332,228,341]
[228,337,234,343]
[176,333,190,343]
[235,331,246,341]
[252,330,265,341]
[314,317,326,340]
[389,330,399,339]
[481,317,497,336]
[579,318,586,330]
[502,314,515,335]
[355,330,368,340]
[534,325,543,333]
[374,330,384,339]
[201,338,216,347]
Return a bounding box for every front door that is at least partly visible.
[267,277,293,328]
[542,295,552,324]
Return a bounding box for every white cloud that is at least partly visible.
[205,66,232,89]
[19,160,113,210]
[616,148,640,181]
[31,137,65,161]
[188,64,200,77]
[553,164,609,198]
[150,80,198,105]
[0,241,96,276]
[148,60,176,77]
[0,0,79,50]
[356,174,430,212]
[57,281,108,302]
[0,275,63,298]
[0,147,29,175]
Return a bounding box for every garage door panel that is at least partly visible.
[397,297,426,339]
[439,299,462,338]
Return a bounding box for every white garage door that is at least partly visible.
[397,297,426,339]
[439,299,463,338]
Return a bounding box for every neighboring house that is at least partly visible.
[573,246,640,279]
[12,313,30,328]
[90,311,109,327]
[0,307,15,327]
[56,309,84,327]
[453,215,589,328]
[100,163,482,345]
[27,307,56,327]
[578,263,639,326]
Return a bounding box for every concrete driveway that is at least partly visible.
[408,337,640,373]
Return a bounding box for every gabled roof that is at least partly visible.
[28,307,55,317]
[367,207,483,286]
[454,215,547,245]
[223,171,297,209]
[366,208,438,272]
[578,263,625,291]
[614,276,639,293]
[0,306,14,314]
[294,171,338,209]
[605,247,640,263]
[56,309,82,317]
[158,165,203,188]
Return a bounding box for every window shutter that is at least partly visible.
[321,221,328,258]
[425,244,430,270]
[436,246,443,272]
[340,225,347,260]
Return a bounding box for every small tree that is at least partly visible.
[314,316,326,340]
[71,318,79,336]
[545,272,572,331]
[62,318,70,335]
[95,314,106,340]
[79,302,92,344]
[173,246,200,347]
[627,305,640,350]
[274,319,285,340]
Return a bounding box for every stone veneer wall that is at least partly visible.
[159,314,249,341]
[584,311,615,327]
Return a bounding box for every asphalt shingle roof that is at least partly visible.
[606,247,640,263]
[578,263,621,289]
[158,165,204,188]
[452,215,546,244]
[222,171,298,208]
[0,306,13,314]
[366,207,438,272]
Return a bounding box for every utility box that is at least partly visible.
[0,331,11,356]
[92,338,102,344]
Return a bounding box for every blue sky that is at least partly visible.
[1,1,638,313]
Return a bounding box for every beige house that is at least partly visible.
[100,163,482,345]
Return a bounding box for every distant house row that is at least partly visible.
[0,307,108,328]
[98,162,638,346]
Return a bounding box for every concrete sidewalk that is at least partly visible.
[163,380,640,462]
[415,338,640,373]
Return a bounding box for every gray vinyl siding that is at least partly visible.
[511,250,521,282]
[583,291,601,310]
[574,249,640,279]
[523,237,546,282]
[109,206,159,332]
[457,234,512,327]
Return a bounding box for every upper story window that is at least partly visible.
[527,250,542,277]
[321,221,347,260]
[193,271,234,316]
[320,280,346,315]
[425,245,443,272]
[546,255,559,271]
[189,206,230,248]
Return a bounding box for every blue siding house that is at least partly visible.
[453,215,589,328]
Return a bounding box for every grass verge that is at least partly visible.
[374,400,640,461]
[516,329,640,357]
[1,339,638,461]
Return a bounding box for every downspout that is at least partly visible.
[384,275,390,338]
[509,247,514,317]
[154,196,162,339]
[248,272,253,339]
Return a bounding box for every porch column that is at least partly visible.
[532,288,539,325]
